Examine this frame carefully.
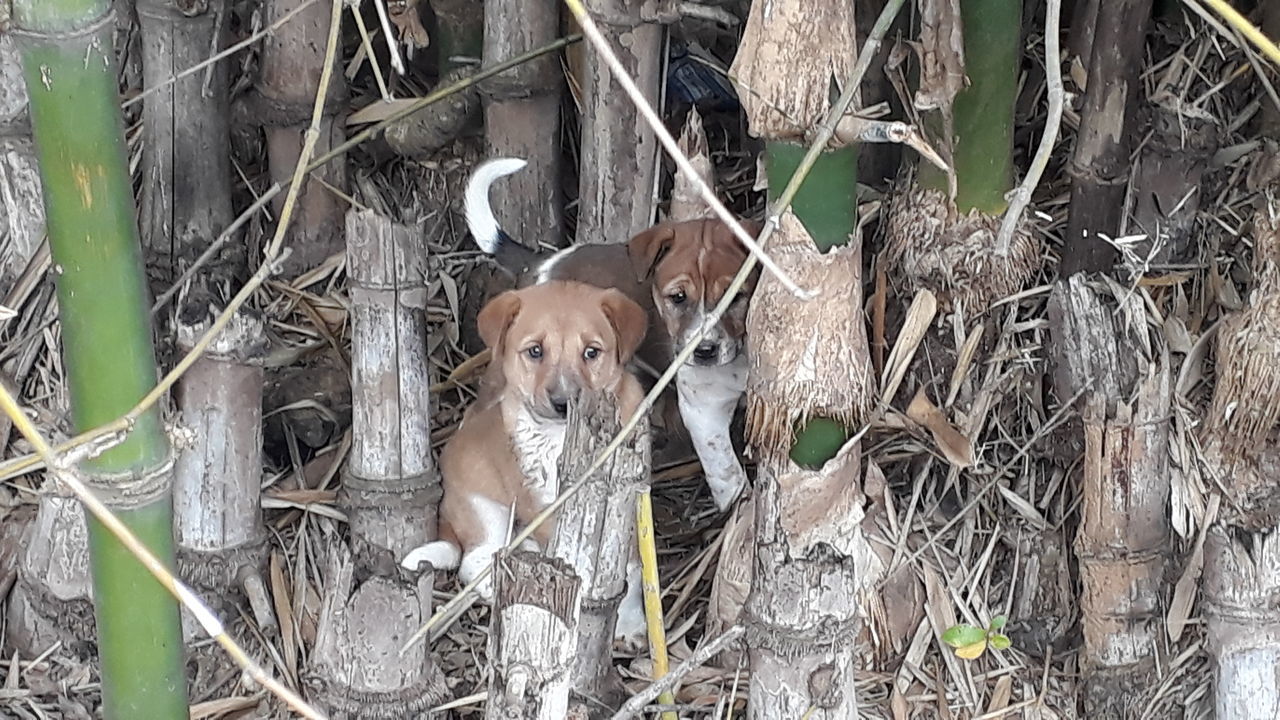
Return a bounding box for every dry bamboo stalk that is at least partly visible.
[1202,182,1280,718]
[310,210,448,715]
[548,390,650,710]
[172,307,271,640]
[254,0,348,275]
[574,0,667,242]
[136,0,238,279]
[480,0,564,250]
[1048,276,1170,715]
[0,33,43,295]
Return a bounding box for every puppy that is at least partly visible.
[627,219,762,511]
[402,281,650,645]
[465,157,762,511]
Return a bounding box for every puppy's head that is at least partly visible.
[477,281,648,421]
[628,219,762,367]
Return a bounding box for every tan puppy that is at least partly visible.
[627,218,762,511]
[402,281,650,644]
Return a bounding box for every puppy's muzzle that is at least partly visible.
[540,376,576,420]
[693,341,719,363]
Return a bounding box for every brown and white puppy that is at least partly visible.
[627,219,762,511]
[465,158,763,511]
[401,281,650,644]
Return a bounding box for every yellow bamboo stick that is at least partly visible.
[635,490,678,720]
[1198,0,1280,67]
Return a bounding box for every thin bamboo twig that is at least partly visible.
[0,35,582,484]
[1195,0,1280,66]
[608,625,746,720]
[349,3,392,101]
[399,0,910,656]
[561,0,811,299]
[0,384,328,720]
[636,491,677,720]
[994,0,1064,255]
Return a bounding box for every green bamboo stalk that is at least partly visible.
[765,143,859,467]
[11,0,189,717]
[917,0,1021,214]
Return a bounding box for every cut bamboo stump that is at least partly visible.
[548,390,650,712]
[485,550,582,720]
[253,0,348,276]
[1047,275,1170,716]
[172,306,270,641]
[309,210,449,716]
[6,492,94,655]
[1205,522,1280,719]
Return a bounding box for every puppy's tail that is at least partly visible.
[401,540,461,572]
[464,157,528,254]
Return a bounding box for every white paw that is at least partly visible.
[400,541,461,572]
[613,603,648,653]
[459,549,498,604]
[708,474,746,512]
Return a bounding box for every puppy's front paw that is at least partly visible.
[459,549,498,604]
[709,476,746,512]
[613,606,648,653]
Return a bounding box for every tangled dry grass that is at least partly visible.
[0,1,1275,718]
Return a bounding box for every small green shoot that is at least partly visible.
[942,614,1011,660]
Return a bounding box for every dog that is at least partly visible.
[401,281,651,646]
[465,157,761,511]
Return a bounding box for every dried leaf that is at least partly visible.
[914,0,966,112]
[906,386,975,468]
[892,689,909,720]
[987,675,1013,713]
[270,550,297,678]
[668,107,716,222]
[1069,55,1088,90]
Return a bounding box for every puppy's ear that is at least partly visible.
[599,290,649,363]
[626,224,676,281]
[477,290,522,352]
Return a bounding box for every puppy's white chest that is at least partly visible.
[677,357,748,411]
[512,410,567,508]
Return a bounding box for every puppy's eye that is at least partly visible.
[669,290,687,306]
[583,346,601,361]
[526,344,543,360]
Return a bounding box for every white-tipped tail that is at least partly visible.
[401,540,462,572]
[464,157,528,254]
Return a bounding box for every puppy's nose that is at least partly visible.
[693,341,718,362]
[549,393,569,417]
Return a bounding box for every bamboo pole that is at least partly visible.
[9,0,189,715]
